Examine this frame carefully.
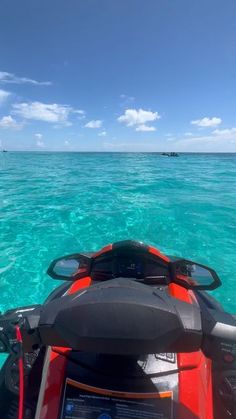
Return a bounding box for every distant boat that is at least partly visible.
[161,152,179,157]
[1,149,7,152]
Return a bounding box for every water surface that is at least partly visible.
[0,152,235,314]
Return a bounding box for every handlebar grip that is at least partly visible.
[0,304,42,353]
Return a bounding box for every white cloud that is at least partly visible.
[0,71,51,86]
[12,101,78,125]
[212,128,236,136]
[191,117,222,127]
[85,120,102,128]
[36,140,45,147]
[118,108,161,131]
[135,124,156,132]
[64,140,70,145]
[0,89,11,104]
[35,133,42,139]
[98,131,107,137]
[0,115,22,130]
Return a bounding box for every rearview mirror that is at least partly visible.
[47,254,91,281]
[170,259,221,290]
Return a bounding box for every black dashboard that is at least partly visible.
[90,252,170,283]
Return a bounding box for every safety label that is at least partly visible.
[61,378,172,419]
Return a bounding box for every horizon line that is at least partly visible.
[2,150,236,154]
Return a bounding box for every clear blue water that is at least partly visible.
[0,152,236,316]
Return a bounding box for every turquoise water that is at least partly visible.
[0,152,236,315]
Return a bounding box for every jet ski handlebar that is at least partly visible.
[0,286,202,355]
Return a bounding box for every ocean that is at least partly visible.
[0,152,236,315]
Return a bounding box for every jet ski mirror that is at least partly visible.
[170,259,221,290]
[47,254,91,281]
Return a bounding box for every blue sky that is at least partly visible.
[0,0,236,152]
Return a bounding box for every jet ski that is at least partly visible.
[161,152,179,157]
[0,240,235,419]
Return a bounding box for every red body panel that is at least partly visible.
[93,244,113,258]
[178,352,213,419]
[67,276,92,295]
[148,246,170,262]
[36,348,69,419]
[169,283,214,419]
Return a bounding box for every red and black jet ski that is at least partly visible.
[0,240,236,419]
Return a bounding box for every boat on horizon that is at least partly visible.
[161,152,179,157]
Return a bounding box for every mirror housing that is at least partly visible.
[47,254,92,281]
[170,259,221,290]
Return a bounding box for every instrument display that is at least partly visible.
[91,252,169,282]
[117,258,143,277]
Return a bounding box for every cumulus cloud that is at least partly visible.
[85,120,102,128]
[12,101,82,126]
[0,115,22,130]
[0,71,51,86]
[0,89,11,104]
[64,140,70,145]
[118,108,161,131]
[135,124,156,132]
[98,131,107,137]
[191,117,222,127]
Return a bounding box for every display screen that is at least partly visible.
[61,378,172,419]
[117,258,143,277]
[91,253,169,282]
